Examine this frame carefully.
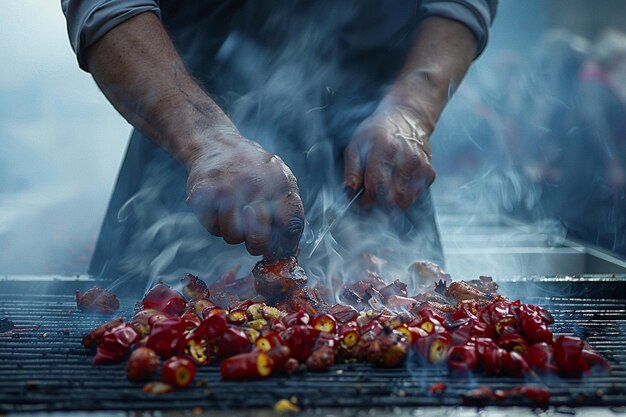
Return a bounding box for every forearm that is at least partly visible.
[85,12,236,168]
[385,16,477,135]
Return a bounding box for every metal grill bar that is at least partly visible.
[0,281,625,412]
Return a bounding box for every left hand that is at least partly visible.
[343,104,436,210]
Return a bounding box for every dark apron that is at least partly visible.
[89,0,444,285]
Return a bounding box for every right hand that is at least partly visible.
[186,134,304,258]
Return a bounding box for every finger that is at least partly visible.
[218,202,245,244]
[186,184,221,236]
[343,142,364,198]
[242,201,272,256]
[271,190,305,257]
[394,163,436,210]
[362,148,394,208]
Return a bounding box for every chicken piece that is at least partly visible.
[76,287,120,314]
[444,281,492,303]
[408,261,451,285]
[252,257,308,304]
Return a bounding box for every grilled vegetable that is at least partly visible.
[162,356,196,388]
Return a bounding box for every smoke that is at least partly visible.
[2,0,624,299]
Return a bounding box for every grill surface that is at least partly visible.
[0,276,625,413]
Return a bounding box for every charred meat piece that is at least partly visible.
[181,274,210,301]
[410,301,456,318]
[379,280,408,301]
[348,272,388,297]
[276,287,328,316]
[413,291,449,305]
[252,257,308,304]
[76,287,120,314]
[409,261,451,285]
[328,304,359,323]
[445,281,492,303]
[468,276,499,295]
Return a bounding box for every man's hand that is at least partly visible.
[85,12,304,257]
[186,134,304,257]
[342,16,476,211]
[343,105,435,210]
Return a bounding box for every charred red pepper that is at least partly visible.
[518,305,553,344]
[367,329,408,368]
[283,310,310,327]
[82,317,124,349]
[503,351,530,377]
[162,356,196,388]
[306,344,335,371]
[142,283,186,315]
[328,304,358,323]
[126,347,159,381]
[220,351,273,380]
[338,322,360,348]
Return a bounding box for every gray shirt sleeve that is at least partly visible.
[420,0,498,58]
[61,0,161,71]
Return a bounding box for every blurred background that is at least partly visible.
[1,0,625,276]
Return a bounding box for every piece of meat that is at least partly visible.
[445,281,492,303]
[379,280,408,301]
[276,287,328,316]
[410,300,456,317]
[181,274,210,301]
[252,257,308,304]
[466,276,499,295]
[408,261,450,285]
[412,291,449,305]
[76,287,120,314]
[348,272,388,297]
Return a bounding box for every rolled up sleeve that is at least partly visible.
[61,0,161,71]
[420,0,498,58]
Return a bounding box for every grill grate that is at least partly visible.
[0,280,625,412]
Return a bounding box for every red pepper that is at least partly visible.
[311,313,337,333]
[82,317,124,349]
[496,333,529,354]
[448,318,491,345]
[283,310,310,327]
[525,342,558,373]
[179,310,201,329]
[418,307,447,325]
[367,330,409,368]
[214,327,252,359]
[447,343,478,373]
[519,386,550,406]
[266,345,292,374]
[503,351,530,377]
[180,274,210,301]
[475,338,505,375]
[338,322,360,348]
[306,344,335,371]
[146,317,186,358]
[281,325,320,362]
[360,319,384,343]
[179,328,210,366]
[131,309,169,337]
[196,311,229,340]
[518,307,553,344]
[414,332,451,365]
[256,331,284,352]
[582,349,611,375]
[412,316,444,336]
[126,347,159,381]
[162,356,196,388]
[93,323,140,365]
[554,335,588,378]
[220,351,273,380]
[142,283,187,315]
[227,309,248,326]
[486,300,519,336]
